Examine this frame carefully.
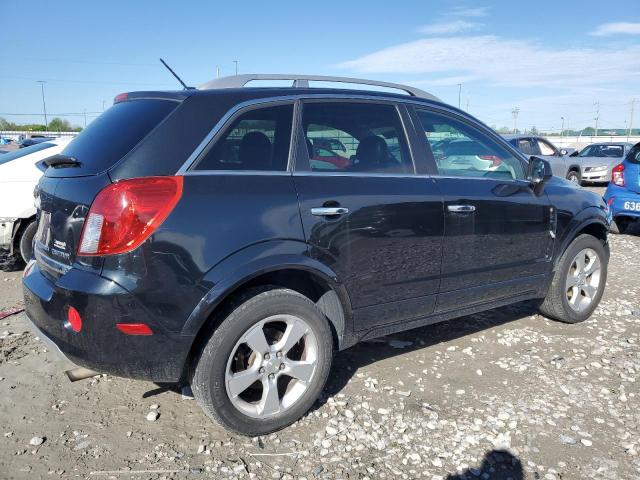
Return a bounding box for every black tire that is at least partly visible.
[18,220,37,263]
[610,218,629,235]
[191,287,334,436]
[566,170,581,185]
[539,234,608,323]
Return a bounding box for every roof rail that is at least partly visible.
[198,74,440,101]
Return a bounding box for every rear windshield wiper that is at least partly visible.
[44,154,81,168]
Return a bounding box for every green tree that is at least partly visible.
[48,117,73,131]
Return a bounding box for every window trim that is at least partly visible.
[185,99,297,173]
[292,98,417,176]
[408,105,529,182]
[176,93,531,176]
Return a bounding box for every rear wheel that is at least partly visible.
[18,220,37,263]
[539,234,608,323]
[192,288,333,436]
[566,170,581,185]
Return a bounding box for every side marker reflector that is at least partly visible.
[116,323,153,335]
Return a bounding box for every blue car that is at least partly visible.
[604,143,640,234]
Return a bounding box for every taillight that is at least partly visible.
[114,92,129,103]
[479,155,502,167]
[78,176,183,256]
[612,164,625,187]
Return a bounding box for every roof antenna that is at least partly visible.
[159,58,193,90]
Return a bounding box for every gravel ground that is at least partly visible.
[1,187,639,480]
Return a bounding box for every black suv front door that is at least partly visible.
[411,107,553,313]
[293,100,444,331]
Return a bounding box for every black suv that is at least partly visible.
[23,75,610,435]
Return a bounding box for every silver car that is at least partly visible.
[575,143,634,184]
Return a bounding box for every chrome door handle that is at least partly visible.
[447,204,476,213]
[311,207,349,216]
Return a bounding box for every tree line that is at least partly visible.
[0,117,82,132]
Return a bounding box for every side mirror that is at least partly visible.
[560,149,568,156]
[527,156,552,195]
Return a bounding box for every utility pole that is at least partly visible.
[466,96,470,112]
[594,101,600,137]
[628,98,636,142]
[233,60,238,76]
[457,83,462,109]
[511,107,520,134]
[83,109,87,128]
[560,116,565,137]
[36,80,48,130]
[216,66,220,79]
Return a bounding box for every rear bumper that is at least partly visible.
[22,264,194,382]
[604,186,640,219]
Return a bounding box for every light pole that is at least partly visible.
[457,83,462,109]
[36,80,48,130]
[511,107,520,134]
[560,117,565,137]
[233,60,238,76]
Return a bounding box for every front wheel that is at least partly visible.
[566,170,581,185]
[539,234,608,323]
[191,288,333,436]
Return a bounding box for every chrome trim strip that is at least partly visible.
[34,245,71,275]
[182,170,291,176]
[311,207,349,216]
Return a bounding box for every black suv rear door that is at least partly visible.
[292,99,444,331]
[409,106,553,312]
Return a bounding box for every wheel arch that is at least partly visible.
[554,214,609,271]
[181,243,354,379]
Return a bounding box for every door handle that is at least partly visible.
[447,204,476,213]
[311,207,349,216]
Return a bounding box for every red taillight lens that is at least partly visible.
[66,307,82,333]
[116,323,153,335]
[612,164,625,187]
[479,155,502,167]
[78,176,183,256]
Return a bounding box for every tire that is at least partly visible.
[18,220,37,263]
[566,170,581,185]
[539,234,608,323]
[610,218,629,235]
[191,287,334,436]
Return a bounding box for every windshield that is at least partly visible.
[579,144,624,158]
[0,142,56,166]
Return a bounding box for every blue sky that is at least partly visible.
[1,0,639,132]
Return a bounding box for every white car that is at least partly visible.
[0,137,72,263]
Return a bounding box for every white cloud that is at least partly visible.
[591,22,640,36]
[419,20,482,35]
[338,35,640,89]
[450,6,489,17]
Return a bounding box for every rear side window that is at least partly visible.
[0,142,56,166]
[54,99,177,176]
[627,143,640,164]
[301,102,413,174]
[516,139,535,155]
[195,104,293,171]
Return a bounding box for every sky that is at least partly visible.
[1,0,639,132]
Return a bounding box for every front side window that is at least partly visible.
[301,102,413,174]
[196,103,293,171]
[415,109,525,180]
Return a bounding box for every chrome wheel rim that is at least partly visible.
[565,248,601,313]
[568,173,580,184]
[225,314,318,419]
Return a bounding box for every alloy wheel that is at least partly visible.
[565,248,601,313]
[224,314,318,418]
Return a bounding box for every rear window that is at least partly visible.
[0,142,56,166]
[627,143,640,164]
[49,99,177,176]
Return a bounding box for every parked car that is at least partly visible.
[574,143,634,184]
[0,138,71,263]
[309,143,351,169]
[19,136,56,148]
[23,74,610,436]
[603,143,640,234]
[504,135,582,184]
